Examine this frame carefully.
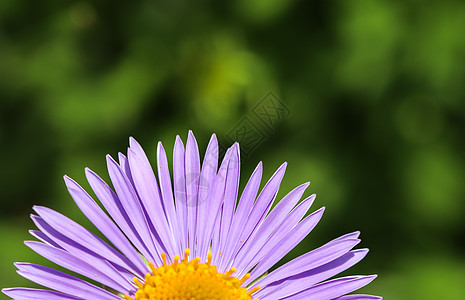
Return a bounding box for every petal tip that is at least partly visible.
[187,130,198,145]
[23,240,34,247]
[175,135,184,146]
[355,248,370,255]
[129,136,138,146]
[63,175,78,187]
[13,262,27,269]
[1,288,12,296]
[31,205,44,213]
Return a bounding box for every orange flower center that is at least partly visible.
[123,249,260,300]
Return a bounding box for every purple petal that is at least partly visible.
[85,168,156,265]
[2,288,83,299]
[25,241,134,294]
[209,146,235,263]
[15,263,119,299]
[218,162,263,269]
[199,145,235,260]
[128,137,177,259]
[280,275,377,300]
[239,162,287,250]
[333,231,361,241]
[224,183,309,272]
[333,295,383,300]
[107,154,164,262]
[33,206,141,277]
[30,215,135,284]
[173,135,188,251]
[195,134,219,258]
[235,194,316,277]
[29,230,62,249]
[31,215,134,283]
[64,176,148,275]
[246,206,325,284]
[185,131,201,252]
[258,249,370,299]
[256,238,361,288]
[156,141,180,254]
[216,143,240,270]
[118,153,135,186]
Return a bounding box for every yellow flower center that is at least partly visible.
[123,249,260,300]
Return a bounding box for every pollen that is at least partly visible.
[124,249,260,300]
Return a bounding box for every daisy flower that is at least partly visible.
[3,131,381,300]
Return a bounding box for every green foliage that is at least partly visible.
[1,0,465,298]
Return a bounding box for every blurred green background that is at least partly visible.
[1,0,465,299]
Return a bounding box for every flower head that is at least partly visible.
[3,131,381,299]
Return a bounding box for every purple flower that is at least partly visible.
[3,131,381,300]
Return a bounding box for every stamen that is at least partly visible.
[248,286,261,295]
[149,262,156,274]
[240,273,251,284]
[184,248,190,261]
[161,252,167,266]
[225,267,237,277]
[133,277,143,289]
